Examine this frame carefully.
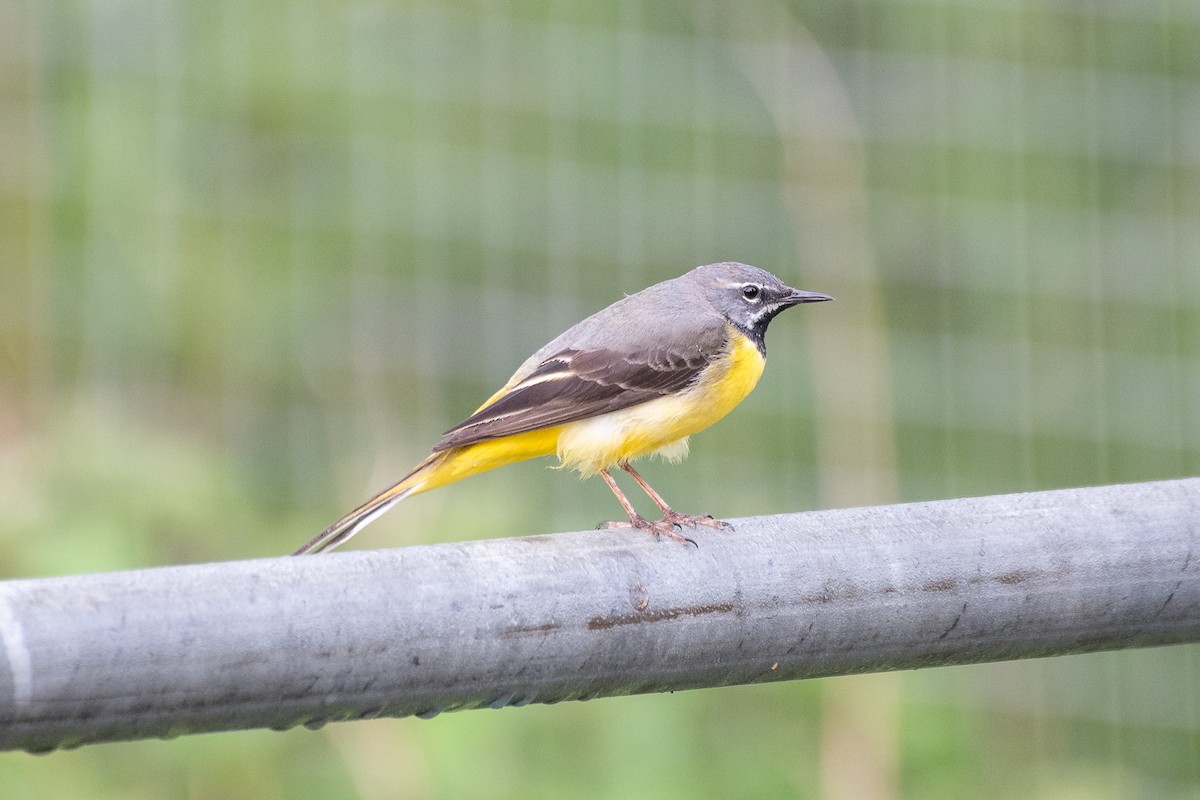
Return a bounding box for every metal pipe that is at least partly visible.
[1,478,1197,753]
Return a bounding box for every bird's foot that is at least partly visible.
[659,509,733,532]
[598,515,698,547]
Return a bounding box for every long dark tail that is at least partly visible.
[292,454,439,555]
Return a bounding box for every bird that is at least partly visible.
[293,262,831,555]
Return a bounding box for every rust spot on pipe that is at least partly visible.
[923,578,957,592]
[629,581,650,611]
[587,602,735,630]
[502,622,562,636]
[995,570,1033,585]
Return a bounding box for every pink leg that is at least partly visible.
[621,462,734,532]
[597,469,697,545]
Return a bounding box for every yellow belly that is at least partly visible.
[412,425,561,493]
[414,328,766,491]
[557,329,766,475]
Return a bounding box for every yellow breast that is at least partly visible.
[556,327,766,475]
[415,328,767,493]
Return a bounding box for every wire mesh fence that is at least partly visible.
[1,0,1197,797]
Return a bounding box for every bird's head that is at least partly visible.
[691,262,832,351]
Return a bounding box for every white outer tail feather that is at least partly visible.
[292,485,417,555]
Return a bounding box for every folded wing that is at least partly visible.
[432,343,719,451]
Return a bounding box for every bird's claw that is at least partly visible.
[661,511,733,532]
[600,512,728,546]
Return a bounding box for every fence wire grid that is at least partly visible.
[1,1,1198,798]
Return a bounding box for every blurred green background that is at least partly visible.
[2,0,1198,797]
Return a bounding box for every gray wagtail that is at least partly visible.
[294,262,831,554]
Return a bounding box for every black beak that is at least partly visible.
[784,289,834,305]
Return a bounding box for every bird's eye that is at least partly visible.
[742,285,761,301]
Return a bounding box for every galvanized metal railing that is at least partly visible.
[1,478,1197,753]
